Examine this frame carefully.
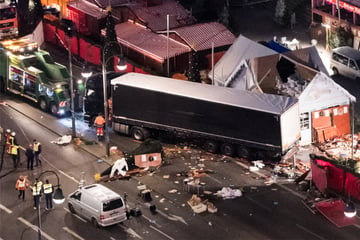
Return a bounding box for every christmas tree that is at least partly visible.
[188,51,200,82]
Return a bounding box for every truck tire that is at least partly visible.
[237,146,250,159]
[220,143,235,156]
[131,127,149,141]
[0,77,4,93]
[50,102,58,116]
[39,98,48,112]
[204,140,219,153]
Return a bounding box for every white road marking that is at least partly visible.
[0,204,12,214]
[141,214,162,228]
[118,225,143,239]
[18,217,55,240]
[63,207,87,222]
[143,202,188,225]
[63,227,85,240]
[296,223,327,240]
[149,225,174,240]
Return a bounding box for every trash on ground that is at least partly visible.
[215,187,242,199]
[51,135,72,145]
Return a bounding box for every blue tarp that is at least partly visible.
[266,40,290,53]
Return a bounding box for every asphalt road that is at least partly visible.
[1,94,360,239]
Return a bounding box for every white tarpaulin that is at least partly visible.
[299,72,356,113]
[209,35,277,86]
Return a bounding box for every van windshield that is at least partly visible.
[103,198,123,212]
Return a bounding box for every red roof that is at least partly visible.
[165,22,236,52]
[132,1,195,32]
[68,0,107,19]
[102,21,191,63]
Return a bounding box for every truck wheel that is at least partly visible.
[220,143,235,156]
[68,203,76,214]
[0,77,5,93]
[237,146,250,159]
[131,127,149,141]
[92,218,99,228]
[204,140,218,153]
[39,98,48,112]
[50,102,59,116]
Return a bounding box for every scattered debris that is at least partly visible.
[187,195,208,214]
[51,135,72,145]
[215,187,242,200]
[168,189,178,193]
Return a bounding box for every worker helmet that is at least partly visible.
[11,132,16,136]
[6,129,11,133]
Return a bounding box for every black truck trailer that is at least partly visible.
[111,73,300,160]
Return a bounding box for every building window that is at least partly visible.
[300,112,310,130]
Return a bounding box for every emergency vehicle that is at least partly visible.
[0,0,18,40]
[0,38,71,116]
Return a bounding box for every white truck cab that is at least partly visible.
[67,184,127,227]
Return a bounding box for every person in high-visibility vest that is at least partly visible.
[15,175,30,200]
[94,113,106,140]
[32,179,42,209]
[5,129,11,154]
[33,139,42,166]
[10,145,19,169]
[43,179,54,209]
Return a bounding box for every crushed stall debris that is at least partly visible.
[215,187,242,200]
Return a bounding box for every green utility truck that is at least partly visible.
[0,38,70,116]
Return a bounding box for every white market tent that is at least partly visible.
[298,72,356,145]
[208,35,277,86]
[209,34,356,146]
[299,72,355,113]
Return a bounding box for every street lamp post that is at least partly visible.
[102,42,127,157]
[35,170,65,240]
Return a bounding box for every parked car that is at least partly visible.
[330,46,360,80]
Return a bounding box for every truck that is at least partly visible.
[0,38,70,116]
[110,72,301,161]
[0,0,18,40]
[83,71,124,124]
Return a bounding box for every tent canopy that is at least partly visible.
[209,35,277,86]
[299,72,356,112]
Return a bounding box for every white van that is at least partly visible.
[330,46,360,80]
[67,184,127,227]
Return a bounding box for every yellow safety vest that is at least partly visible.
[11,145,19,155]
[43,183,53,194]
[33,142,40,152]
[32,185,41,196]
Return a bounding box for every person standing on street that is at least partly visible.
[43,179,54,210]
[15,175,29,200]
[25,144,34,170]
[31,178,42,209]
[33,139,42,166]
[9,132,19,168]
[94,113,105,140]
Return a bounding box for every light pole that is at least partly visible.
[35,170,65,240]
[102,41,127,157]
[61,18,76,138]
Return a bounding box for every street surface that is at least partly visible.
[1,93,360,240]
[1,3,360,240]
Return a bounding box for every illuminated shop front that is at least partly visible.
[312,0,360,48]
